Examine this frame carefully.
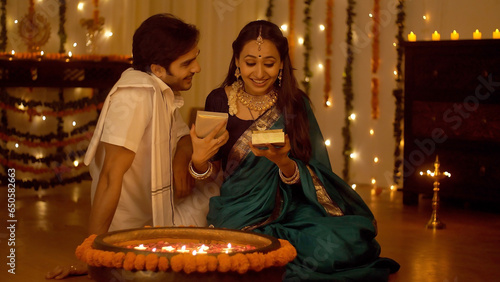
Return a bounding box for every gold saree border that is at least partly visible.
[306,166,344,217]
[225,106,281,177]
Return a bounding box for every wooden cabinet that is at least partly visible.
[403,40,500,208]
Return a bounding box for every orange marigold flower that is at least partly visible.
[145,253,159,271]
[170,254,185,272]
[207,256,218,272]
[102,251,115,268]
[112,252,125,268]
[158,256,169,272]
[230,253,250,274]
[85,249,95,266]
[183,255,197,274]
[195,255,209,273]
[217,254,231,273]
[75,244,85,260]
[123,252,137,271]
[264,251,275,268]
[134,254,146,271]
[94,250,105,267]
[246,252,266,272]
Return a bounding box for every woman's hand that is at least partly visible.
[249,134,296,177]
[190,120,229,172]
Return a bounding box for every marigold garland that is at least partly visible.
[342,0,356,183]
[288,0,296,65]
[301,0,314,96]
[265,0,274,21]
[75,234,296,275]
[58,0,67,53]
[393,0,405,186]
[371,0,380,119]
[0,0,6,52]
[324,0,333,107]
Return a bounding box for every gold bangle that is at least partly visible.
[279,161,300,185]
[189,160,213,180]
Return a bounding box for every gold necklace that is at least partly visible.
[236,88,277,112]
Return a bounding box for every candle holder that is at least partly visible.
[422,155,450,229]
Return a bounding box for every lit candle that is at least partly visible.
[134,244,147,251]
[407,31,416,42]
[177,245,189,253]
[493,29,500,39]
[196,245,208,254]
[161,246,175,252]
[473,29,482,39]
[450,30,459,40]
[222,243,233,254]
[431,31,440,41]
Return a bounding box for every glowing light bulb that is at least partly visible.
[319,24,325,31]
[105,31,113,37]
[280,24,288,31]
[369,13,373,18]
[318,63,323,69]
[325,139,331,146]
[73,160,79,167]
[351,184,357,190]
[77,2,84,10]
[350,152,357,159]
[371,178,376,185]
[349,113,356,120]
[326,100,332,107]
[369,129,374,135]
[373,157,379,163]
[73,42,77,47]
[72,121,76,126]
[298,37,304,45]
[42,116,46,120]
[15,143,19,148]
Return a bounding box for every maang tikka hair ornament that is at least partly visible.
[256,26,264,51]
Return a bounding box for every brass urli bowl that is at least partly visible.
[88,227,285,282]
[92,226,281,258]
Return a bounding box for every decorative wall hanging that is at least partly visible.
[392,0,405,186]
[18,0,51,52]
[341,0,356,183]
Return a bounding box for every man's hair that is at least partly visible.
[132,13,199,73]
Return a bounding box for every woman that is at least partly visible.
[189,20,399,281]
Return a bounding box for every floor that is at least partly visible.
[1,181,500,282]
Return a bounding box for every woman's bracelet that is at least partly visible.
[279,161,300,185]
[189,160,213,180]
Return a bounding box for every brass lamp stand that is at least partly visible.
[423,155,450,229]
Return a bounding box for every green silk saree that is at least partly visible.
[207,101,399,281]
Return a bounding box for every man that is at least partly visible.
[46,13,227,279]
[84,13,202,235]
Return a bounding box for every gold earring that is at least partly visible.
[235,67,241,80]
[278,69,282,87]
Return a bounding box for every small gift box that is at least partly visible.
[252,129,285,146]
[195,111,228,138]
